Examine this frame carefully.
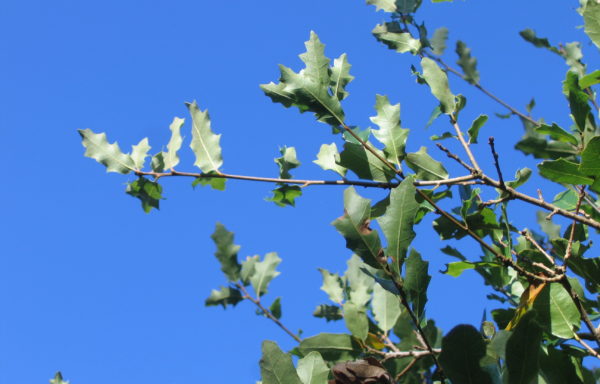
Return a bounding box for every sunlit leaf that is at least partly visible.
[404,249,430,320]
[275,146,301,179]
[406,146,448,180]
[330,54,354,101]
[125,177,162,212]
[318,269,344,303]
[343,301,368,341]
[564,72,591,133]
[372,283,401,331]
[79,129,135,174]
[210,222,241,281]
[532,283,580,338]
[579,136,600,176]
[535,123,578,146]
[298,333,362,362]
[579,69,600,89]
[164,117,184,170]
[583,0,600,50]
[338,142,396,182]
[313,304,343,321]
[421,57,456,114]
[268,185,303,207]
[50,372,69,384]
[373,22,421,54]
[192,175,226,191]
[538,159,593,185]
[296,352,329,384]
[187,101,223,173]
[371,95,409,166]
[260,341,303,384]
[314,143,347,177]
[250,252,281,297]
[130,138,151,170]
[431,27,449,55]
[205,286,243,308]
[442,261,500,277]
[345,255,376,307]
[467,114,488,144]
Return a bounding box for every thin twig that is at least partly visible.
[573,333,600,359]
[236,283,302,343]
[451,120,481,171]
[564,186,586,263]
[436,143,476,173]
[561,277,600,348]
[395,358,420,381]
[519,229,555,265]
[488,137,505,189]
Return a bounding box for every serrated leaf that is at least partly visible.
[130,138,151,170]
[377,177,418,272]
[205,286,243,308]
[151,152,166,172]
[468,114,488,144]
[439,325,493,384]
[210,223,241,281]
[583,0,600,50]
[538,159,594,185]
[296,352,329,384]
[192,176,226,191]
[332,187,383,269]
[269,297,282,319]
[564,71,591,133]
[421,57,456,114]
[314,143,347,177]
[313,304,343,321]
[164,117,184,170]
[250,252,281,297]
[372,283,401,331]
[579,136,600,176]
[506,311,542,384]
[330,54,354,101]
[406,146,448,180]
[563,42,585,77]
[50,372,69,384]
[79,129,135,174]
[260,32,345,128]
[318,269,344,303]
[431,27,449,55]
[260,341,303,384]
[275,146,300,179]
[125,177,162,212]
[535,123,578,146]
[241,255,260,285]
[343,301,368,341]
[298,333,362,362]
[370,95,409,165]
[519,29,553,50]
[186,101,223,173]
[268,184,302,207]
[372,22,421,54]
[456,40,480,84]
[533,283,580,338]
[404,249,430,320]
[338,142,396,182]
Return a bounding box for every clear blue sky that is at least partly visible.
[0,1,596,383]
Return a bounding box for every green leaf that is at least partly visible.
[130,138,151,170]
[468,114,488,144]
[365,0,398,12]
[268,185,303,207]
[330,54,354,101]
[296,352,329,384]
[372,22,421,54]
[371,283,401,331]
[366,0,422,12]
[403,249,430,320]
[421,57,456,114]
[275,146,301,179]
[338,142,396,182]
[430,132,454,141]
[377,177,418,271]
[519,29,554,50]
[240,255,259,285]
[564,71,591,133]
[298,333,362,362]
[78,129,135,174]
[260,31,345,128]
[192,176,227,191]
[186,101,223,173]
[210,223,241,281]
[431,27,449,55]
[583,0,600,50]
[313,304,343,321]
[260,341,303,384]
[579,136,600,176]
[505,168,532,189]
[361,268,399,295]
[371,95,409,165]
[345,255,376,307]
[125,177,163,213]
[442,261,500,277]
[439,325,493,384]
[313,143,347,177]
[406,146,448,180]
[269,297,282,319]
[163,117,184,170]
[343,301,368,341]
[332,187,383,269]
[538,159,594,185]
[456,41,480,84]
[151,152,166,172]
[505,311,542,384]
[250,252,282,297]
[535,123,578,146]
[540,346,589,384]
[205,286,243,308]
[552,189,580,210]
[563,42,585,77]
[567,254,600,293]
[318,269,344,303]
[536,211,561,240]
[533,283,580,338]
[50,372,69,384]
[579,69,600,89]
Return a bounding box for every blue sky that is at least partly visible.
[0,0,597,383]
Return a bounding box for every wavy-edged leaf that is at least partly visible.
[186,101,223,173]
[456,40,479,84]
[151,152,166,172]
[519,29,553,50]
[421,57,456,113]
[298,333,362,362]
[268,184,302,207]
[371,95,409,165]
[583,0,600,50]
[130,138,151,170]
[260,32,345,128]
[439,325,493,384]
[313,304,343,321]
[205,286,243,308]
[250,252,281,297]
[538,159,593,185]
[343,301,368,341]
[79,129,135,174]
[372,283,401,331]
[314,143,347,177]
[406,146,448,180]
[431,27,449,55]
[468,114,488,144]
[126,177,162,213]
[164,117,184,170]
[318,269,344,304]
[579,136,600,176]
[275,146,300,179]
[330,54,353,101]
[373,22,421,54]
[338,142,396,182]
[192,175,226,191]
[532,283,580,338]
[260,341,303,384]
[210,222,241,281]
[240,255,259,285]
[332,187,383,268]
[296,352,329,384]
[366,0,421,13]
[535,123,578,146]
